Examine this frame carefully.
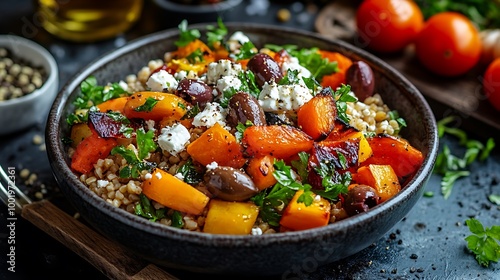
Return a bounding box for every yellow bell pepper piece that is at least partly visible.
[203,200,259,235]
[279,190,331,231]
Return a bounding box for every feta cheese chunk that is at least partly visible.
[146,70,178,92]
[282,56,312,82]
[157,123,191,156]
[216,75,242,96]
[206,59,243,84]
[258,82,313,112]
[192,102,228,128]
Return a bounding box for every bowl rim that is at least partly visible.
[47,22,439,246]
[0,35,58,107]
[152,0,243,13]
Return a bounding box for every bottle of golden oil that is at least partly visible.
[37,0,144,42]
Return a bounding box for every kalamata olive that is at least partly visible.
[247,53,283,87]
[176,79,213,107]
[204,166,259,201]
[226,92,267,128]
[343,184,380,216]
[345,61,375,101]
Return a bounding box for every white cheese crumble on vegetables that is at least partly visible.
[192,102,228,128]
[146,70,178,92]
[157,123,191,156]
[258,82,313,112]
[206,59,243,85]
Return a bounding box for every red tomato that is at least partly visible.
[414,12,482,77]
[483,58,500,111]
[356,0,424,53]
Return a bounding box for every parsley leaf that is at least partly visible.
[134,97,158,112]
[465,218,500,267]
[135,193,166,222]
[175,20,200,47]
[434,117,496,199]
[136,128,157,160]
[177,159,202,184]
[233,41,257,61]
[186,48,205,64]
[330,85,357,124]
[206,17,227,48]
[488,194,500,206]
[171,211,185,228]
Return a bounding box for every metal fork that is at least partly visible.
[0,164,177,280]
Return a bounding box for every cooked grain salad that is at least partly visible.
[66,20,424,235]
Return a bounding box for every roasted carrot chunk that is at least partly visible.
[141,168,210,216]
[123,91,188,121]
[70,128,117,174]
[280,190,331,231]
[297,92,337,140]
[187,123,246,168]
[246,155,278,191]
[353,164,401,202]
[242,125,314,159]
[96,96,129,113]
[362,135,424,178]
[318,50,353,90]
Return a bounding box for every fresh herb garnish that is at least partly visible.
[135,193,166,222]
[235,120,253,141]
[182,104,200,119]
[171,210,185,228]
[488,194,500,206]
[175,20,200,47]
[465,218,500,267]
[186,48,205,64]
[233,41,257,61]
[291,151,309,183]
[388,110,407,133]
[435,117,495,199]
[238,70,260,98]
[134,97,158,112]
[313,161,351,201]
[177,159,202,184]
[206,17,227,48]
[331,85,358,124]
[136,128,157,160]
[279,69,301,85]
[265,44,338,81]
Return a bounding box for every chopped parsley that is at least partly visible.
[465,218,500,267]
[233,41,257,61]
[313,160,351,201]
[177,159,202,184]
[206,17,227,48]
[235,120,253,141]
[186,48,205,64]
[388,110,407,133]
[135,193,166,222]
[331,85,358,124]
[175,20,200,47]
[134,97,158,112]
[435,117,495,199]
[171,211,185,228]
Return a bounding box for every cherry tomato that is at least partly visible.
[483,58,500,111]
[414,12,481,77]
[356,0,424,53]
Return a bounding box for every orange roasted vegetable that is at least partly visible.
[279,190,331,231]
[141,168,210,216]
[96,96,128,113]
[203,200,259,235]
[123,92,188,121]
[187,123,246,168]
[246,155,278,191]
[297,91,337,140]
[336,131,372,163]
[70,123,93,148]
[242,125,314,159]
[70,128,117,174]
[362,135,424,178]
[354,164,401,202]
[318,50,353,90]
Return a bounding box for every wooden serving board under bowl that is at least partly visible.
[315,1,500,138]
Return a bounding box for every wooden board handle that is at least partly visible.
[21,200,178,280]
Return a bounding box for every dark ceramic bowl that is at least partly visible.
[46,23,438,276]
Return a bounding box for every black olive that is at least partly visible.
[247,53,283,87]
[345,61,375,101]
[204,166,259,201]
[176,78,213,107]
[226,92,266,128]
[343,184,380,216]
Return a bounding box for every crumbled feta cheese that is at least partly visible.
[157,123,191,156]
[174,70,188,81]
[97,180,109,188]
[192,102,228,128]
[155,172,162,180]
[206,59,243,84]
[146,120,156,132]
[144,173,153,180]
[216,75,242,96]
[146,70,178,92]
[227,31,251,52]
[206,161,218,171]
[258,82,313,112]
[174,173,185,181]
[282,56,312,82]
[251,227,263,235]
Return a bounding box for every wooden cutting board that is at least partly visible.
[315,1,500,136]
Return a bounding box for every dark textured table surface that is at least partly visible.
[1,1,499,279]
